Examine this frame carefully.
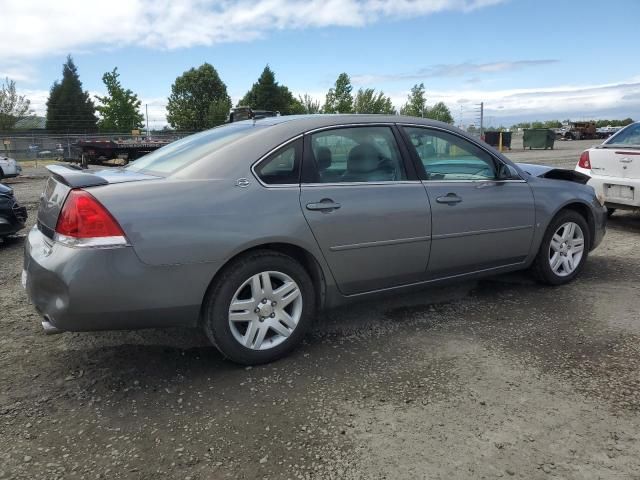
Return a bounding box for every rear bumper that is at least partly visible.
[23,226,219,332]
[578,168,640,209]
[591,200,607,251]
[0,204,27,237]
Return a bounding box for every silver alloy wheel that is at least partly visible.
[228,271,303,351]
[548,221,585,277]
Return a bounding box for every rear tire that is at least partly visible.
[202,250,316,365]
[532,210,590,286]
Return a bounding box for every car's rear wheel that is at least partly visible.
[532,210,589,285]
[202,250,315,365]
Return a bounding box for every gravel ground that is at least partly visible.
[2,143,640,479]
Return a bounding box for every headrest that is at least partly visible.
[316,147,332,170]
[347,143,380,173]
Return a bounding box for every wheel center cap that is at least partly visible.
[258,303,274,317]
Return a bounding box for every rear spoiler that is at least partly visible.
[46,164,109,188]
[515,163,590,185]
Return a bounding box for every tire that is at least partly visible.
[532,210,590,286]
[0,168,4,180]
[202,250,316,365]
[607,208,616,218]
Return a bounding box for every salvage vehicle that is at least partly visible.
[0,183,27,238]
[0,156,22,179]
[575,121,640,216]
[23,115,606,365]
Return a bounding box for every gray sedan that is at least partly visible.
[23,115,606,364]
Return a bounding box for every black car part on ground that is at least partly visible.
[0,183,28,238]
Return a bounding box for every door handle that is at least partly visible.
[436,193,462,204]
[306,199,342,212]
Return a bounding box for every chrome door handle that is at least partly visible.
[306,199,341,211]
[436,193,462,204]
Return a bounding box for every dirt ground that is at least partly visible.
[2,142,640,479]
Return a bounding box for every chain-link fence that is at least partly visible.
[0,131,193,162]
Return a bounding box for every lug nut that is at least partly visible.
[262,299,268,304]
[271,301,277,306]
[270,313,275,318]
[254,308,260,313]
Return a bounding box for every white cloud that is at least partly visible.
[352,60,560,84]
[0,0,503,62]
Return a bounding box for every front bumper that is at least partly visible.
[0,199,27,237]
[23,226,218,332]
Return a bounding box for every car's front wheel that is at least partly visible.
[532,210,589,285]
[203,251,315,365]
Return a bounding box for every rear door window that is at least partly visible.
[306,126,407,183]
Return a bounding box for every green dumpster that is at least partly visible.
[523,129,555,150]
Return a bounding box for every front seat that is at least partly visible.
[341,143,392,182]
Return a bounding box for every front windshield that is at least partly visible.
[605,123,640,146]
[127,123,256,175]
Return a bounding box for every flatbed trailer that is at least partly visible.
[72,138,173,165]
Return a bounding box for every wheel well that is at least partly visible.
[560,202,594,249]
[200,243,327,322]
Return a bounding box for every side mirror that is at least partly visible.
[497,163,516,180]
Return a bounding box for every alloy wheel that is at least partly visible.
[548,221,585,277]
[228,271,303,350]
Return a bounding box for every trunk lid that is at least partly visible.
[37,165,160,239]
[588,146,638,178]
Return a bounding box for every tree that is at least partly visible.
[323,73,354,114]
[354,88,395,114]
[298,94,321,114]
[167,63,231,131]
[399,83,427,117]
[426,101,454,124]
[46,56,97,132]
[238,65,304,115]
[94,68,144,132]
[0,78,32,130]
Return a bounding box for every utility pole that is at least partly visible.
[145,104,150,137]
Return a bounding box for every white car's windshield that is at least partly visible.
[127,123,256,175]
[605,123,640,146]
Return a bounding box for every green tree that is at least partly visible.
[354,88,395,114]
[167,63,231,130]
[46,56,97,132]
[298,94,321,114]
[426,101,454,124]
[0,78,32,131]
[323,73,354,113]
[399,83,427,117]
[239,65,304,115]
[94,68,144,132]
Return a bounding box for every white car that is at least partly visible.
[576,122,640,216]
[0,156,22,180]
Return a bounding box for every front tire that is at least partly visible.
[203,251,316,365]
[532,210,589,286]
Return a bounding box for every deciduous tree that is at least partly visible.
[167,63,231,130]
[426,101,454,124]
[354,88,395,114]
[0,78,32,130]
[95,68,144,132]
[323,73,354,114]
[399,83,426,117]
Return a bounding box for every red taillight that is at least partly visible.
[56,190,125,238]
[578,151,591,169]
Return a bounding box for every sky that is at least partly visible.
[3,0,640,128]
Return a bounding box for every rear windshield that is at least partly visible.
[126,123,256,175]
[605,123,640,146]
